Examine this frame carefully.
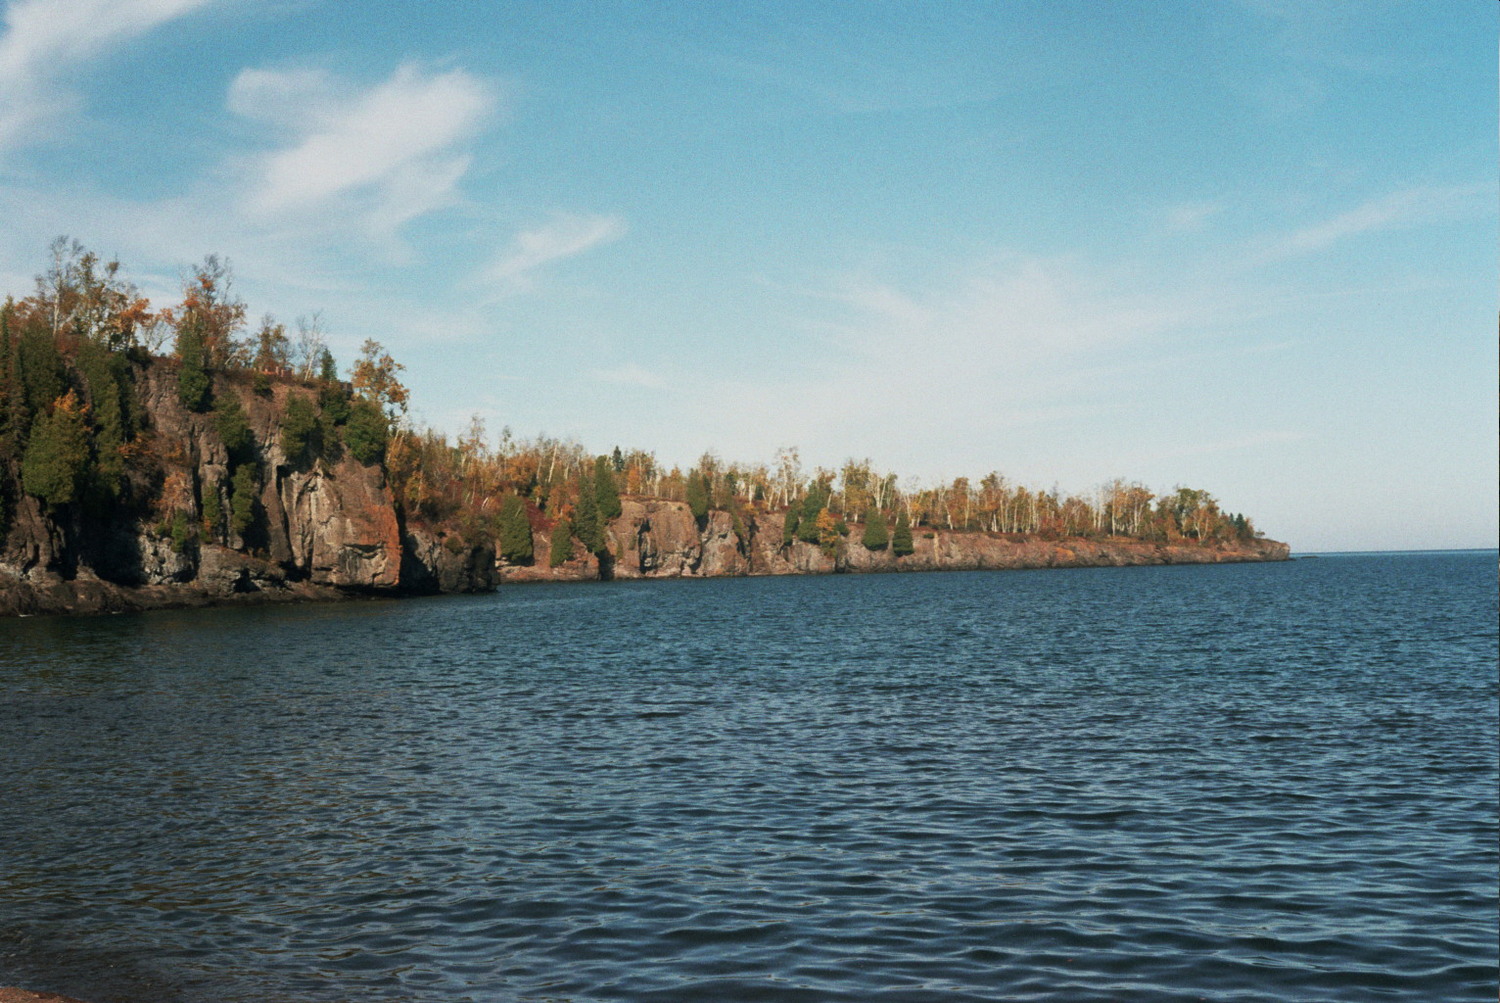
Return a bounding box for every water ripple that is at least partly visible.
[1,554,1496,1001]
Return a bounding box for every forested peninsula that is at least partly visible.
[0,245,1287,616]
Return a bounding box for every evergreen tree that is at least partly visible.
[574,480,606,553]
[175,316,211,412]
[782,506,799,546]
[861,505,889,550]
[319,347,351,425]
[595,455,622,520]
[230,464,258,537]
[280,394,321,463]
[0,301,23,460]
[797,500,824,544]
[319,347,339,383]
[18,314,62,420]
[343,396,387,464]
[892,509,915,556]
[76,338,129,501]
[201,477,223,539]
[498,494,534,564]
[685,472,709,525]
[213,391,253,465]
[549,518,574,567]
[21,391,90,508]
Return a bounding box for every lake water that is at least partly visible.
[1,552,1495,1002]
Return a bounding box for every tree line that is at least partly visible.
[0,243,1263,566]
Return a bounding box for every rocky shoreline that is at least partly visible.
[2,495,1289,617]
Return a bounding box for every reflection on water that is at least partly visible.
[2,554,1496,1002]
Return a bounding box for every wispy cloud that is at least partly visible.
[1274,183,1489,258]
[0,0,212,152]
[232,63,497,241]
[483,213,627,288]
[1164,201,1224,233]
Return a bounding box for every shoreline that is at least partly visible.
[2,534,1289,618]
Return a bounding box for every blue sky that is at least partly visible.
[0,0,1493,552]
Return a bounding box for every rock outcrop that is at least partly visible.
[499,500,1290,584]
[0,360,490,616]
[0,358,1290,618]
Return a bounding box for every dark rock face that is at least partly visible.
[0,361,491,616]
[399,528,497,595]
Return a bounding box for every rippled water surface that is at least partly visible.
[2,552,1496,1002]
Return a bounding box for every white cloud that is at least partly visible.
[1164,201,1224,233]
[1278,184,1488,257]
[233,63,496,239]
[483,213,627,287]
[0,0,212,151]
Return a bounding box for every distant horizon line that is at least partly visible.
[1293,547,1498,557]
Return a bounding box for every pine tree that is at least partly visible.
[574,480,606,553]
[175,316,211,412]
[686,472,709,525]
[549,518,574,567]
[595,454,622,520]
[797,498,824,544]
[201,477,223,539]
[498,494,534,564]
[280,394,321,464]
[782,506,799,545]
[21,391,90,508]
[892,509,915,556]
[76,338,128,501]
[343,396,387,464]
[861,505,889,550]
[213,392,253,465]
[230,464,258,538]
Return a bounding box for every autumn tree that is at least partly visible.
[350,339,409,423]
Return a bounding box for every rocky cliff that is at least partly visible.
[500,498,1289,584]
[0,359,492,616]
[0,360,1288,617]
